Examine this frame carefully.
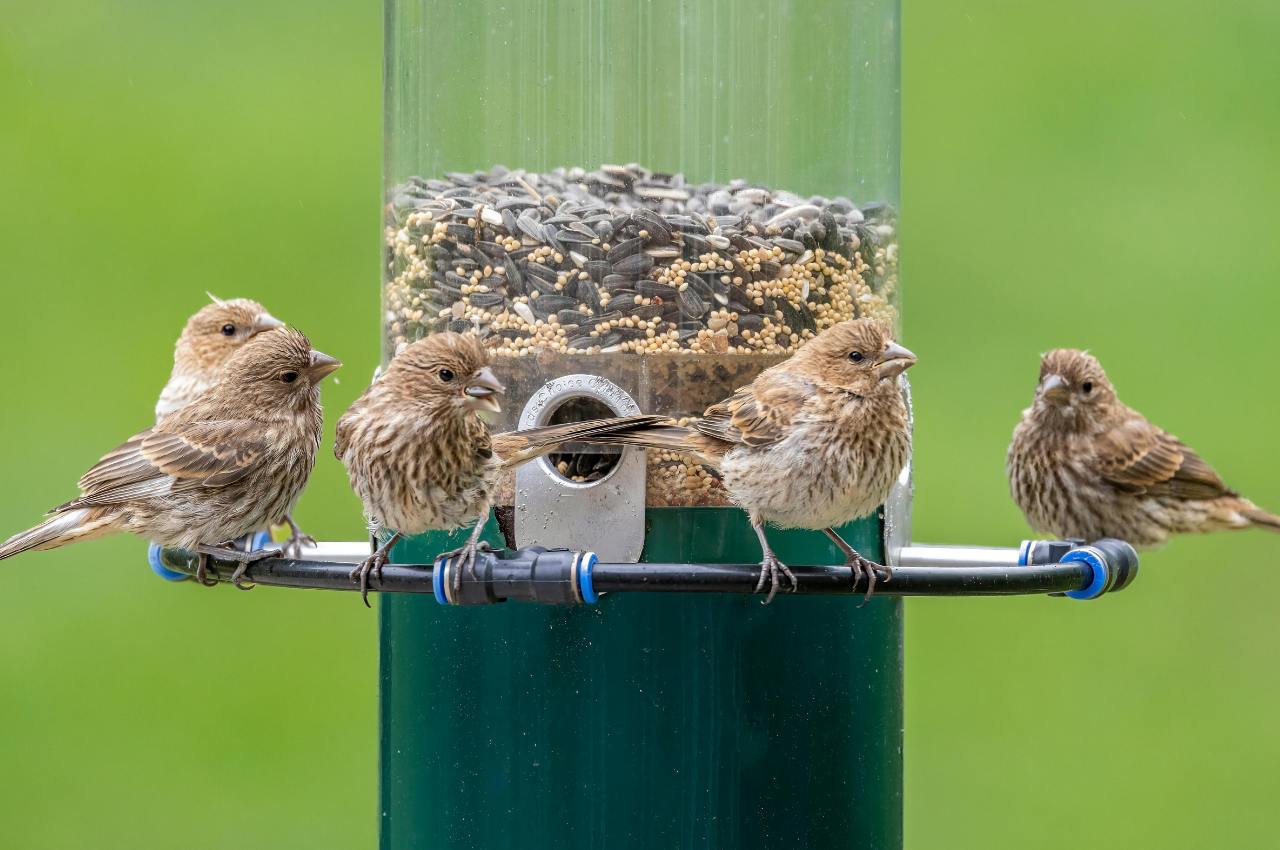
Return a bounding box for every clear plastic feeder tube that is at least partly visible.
[383,0,901,508]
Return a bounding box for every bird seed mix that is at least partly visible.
[384,163,899,507]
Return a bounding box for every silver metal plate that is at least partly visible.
[514,374,647,563]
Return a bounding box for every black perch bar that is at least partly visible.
[156,538,1139,605]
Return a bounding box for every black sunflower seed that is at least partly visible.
[631,304,666,320]
[529,294,577,318]
[636,279,676,299]
[612,253,654,278]
[678,288,707,317]
[606,236,645,263]
[557,309,589,325]
[469,292,506,308]
[525,261,559,283]
[575,242,606,261]
[602,275,637,293]
[576,280,603,313]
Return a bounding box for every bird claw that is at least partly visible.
[281,530,317,560]
[350,549,391,608]
[278,516,316,559]
[441,541,496,593]
[847,554,892,606]
[195,553,219,588]
[754,553,797,605]
[230,562,256,591]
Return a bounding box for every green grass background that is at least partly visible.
[2,1,1278,847]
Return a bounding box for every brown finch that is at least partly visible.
[334,331,664,605]
[588,318,916,603]
[0,328,341,588]
[1007,348,1280,547]
[156,294,314,556]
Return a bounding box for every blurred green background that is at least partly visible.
[2,1,1278,848]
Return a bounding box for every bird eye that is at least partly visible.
[280,371,299,384]
[221,324,236,336]
[848,351,865,363]
[439,368,455,382]
[1082,381,1093,394]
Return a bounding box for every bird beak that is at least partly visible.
[464,366,505,413]
[308,350,342,380]
[875,341,918,380]
[1039,374,1069,403]
[254,312,286,333]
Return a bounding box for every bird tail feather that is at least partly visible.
[0,509,113,562]
[576,425,697,454]
[1243,507,1280,533]
[496,415,670,469]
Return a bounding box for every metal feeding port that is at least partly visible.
[513,373,647,562]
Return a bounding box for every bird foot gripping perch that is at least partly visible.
[148,531,272,584]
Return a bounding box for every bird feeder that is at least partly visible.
[382,1,900,845]
[158,2,1141,847]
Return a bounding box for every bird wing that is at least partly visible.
[62,420,266,510]
[472,416,495,462]
[1093,414,1236,501]
[694,374,812,449]
[77,430,152,492]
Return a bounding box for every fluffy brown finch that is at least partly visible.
[0,328,341,588]
[156,295,315,556]
[590,318,917,603]
[335,331,664,605]
[1007,348,1280,547]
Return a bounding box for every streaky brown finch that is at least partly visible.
[157,294,315,556]
[589,318,916,603]
[334,331,665,605]
[0,328,341,588]
[1007,348,1280,547]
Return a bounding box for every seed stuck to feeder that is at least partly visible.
[383,163,900,506]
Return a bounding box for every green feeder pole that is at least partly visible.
[380,515,902,850]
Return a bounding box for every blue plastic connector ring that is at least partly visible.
[1061,546,1108,600]
[578,552,599,604]
[147,543,189,582]
[433,556,451,605]
[1017,540,1033,566]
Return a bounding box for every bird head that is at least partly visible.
[176,295,286,375]
[792,319,917,396]
[387,332,505,416]
[211,327,340,413]
[1031,349,1116,426]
